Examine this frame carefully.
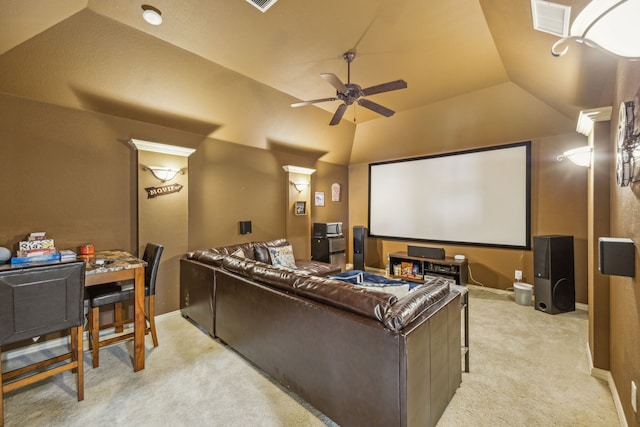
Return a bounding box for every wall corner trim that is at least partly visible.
[587,342,629,427]
[129,139,196,157]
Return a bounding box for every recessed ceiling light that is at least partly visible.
[141,5,162,26]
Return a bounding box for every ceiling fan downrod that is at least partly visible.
[344,51,356,84]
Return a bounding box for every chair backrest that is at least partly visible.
[0,261,86,346]
[142,243,164,295]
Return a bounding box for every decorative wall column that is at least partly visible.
[283,165,315,259]
[577,108,612,372]
[129,139,196,314]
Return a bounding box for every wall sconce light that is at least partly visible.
[282,165,315,192]
[144,166,183,182]
[551,0,640,59]
[557,146,593,167]
[290,181,309,192]
[141,5,163,26]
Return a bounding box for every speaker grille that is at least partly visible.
[533,236,550,279]
[533,235,575,314]
[552,278,574,312]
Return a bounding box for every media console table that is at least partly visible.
[388,251,469,285]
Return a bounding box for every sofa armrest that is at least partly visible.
[383,279,451,332]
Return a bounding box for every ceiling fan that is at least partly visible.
[291,51,408,126]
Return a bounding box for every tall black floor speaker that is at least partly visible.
[533,235,575,314]
[353,226,367,271]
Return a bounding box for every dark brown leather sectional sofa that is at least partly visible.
[180,239,462,427]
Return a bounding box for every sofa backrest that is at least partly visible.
[222,254,398,323]
[295,275,397,322]
[192,240,454,332]
[189,239,290,266]
[251,262,307,292]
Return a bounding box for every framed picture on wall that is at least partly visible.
[295,201,307,215]
[315,191,325,207]
[331,183,341,201]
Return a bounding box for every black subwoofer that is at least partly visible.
[353,226,367,271]
[533,235,575,314]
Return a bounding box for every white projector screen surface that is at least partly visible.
[368,142,531,249]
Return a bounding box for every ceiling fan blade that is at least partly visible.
[357,98,395,117]
[329,103,347,126]
[291,97,337,107]
[321,73,348,93]
[361,79,407,96]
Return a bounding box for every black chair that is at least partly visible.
[86,243,163,368]
[0,261,86,424]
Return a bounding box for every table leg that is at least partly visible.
[1,346,4,426]
[463,292,469,373]
[133,266,145,372]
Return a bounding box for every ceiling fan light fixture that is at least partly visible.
[551,0,640,59]
[142,5,163,26]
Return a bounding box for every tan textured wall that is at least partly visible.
[187,139,286,251]
[311,163,349,226]
[311,162,350,244]
[0,93,348,318]
[610,60,640,426]
[0,94,135,253]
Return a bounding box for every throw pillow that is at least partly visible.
[231,248,245,258]
[267,245,297,269]
[254,246,270,263]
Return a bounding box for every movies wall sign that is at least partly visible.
[145,183,183,198]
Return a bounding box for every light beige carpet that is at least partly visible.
[2,286,619,426]
[438,287,618,427]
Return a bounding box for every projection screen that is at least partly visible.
[368,141,531,249]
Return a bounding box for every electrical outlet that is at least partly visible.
[632,381,637,413]
[515,270,523,280]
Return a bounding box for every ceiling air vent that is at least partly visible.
[531,0,571,37]
[245,0,278,13]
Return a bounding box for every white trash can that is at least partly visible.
[513,282,533,306]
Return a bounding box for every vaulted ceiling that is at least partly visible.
[0,0,618,164]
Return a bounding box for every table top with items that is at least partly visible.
[84,250,147,275]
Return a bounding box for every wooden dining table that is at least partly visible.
[84,250,147,372]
